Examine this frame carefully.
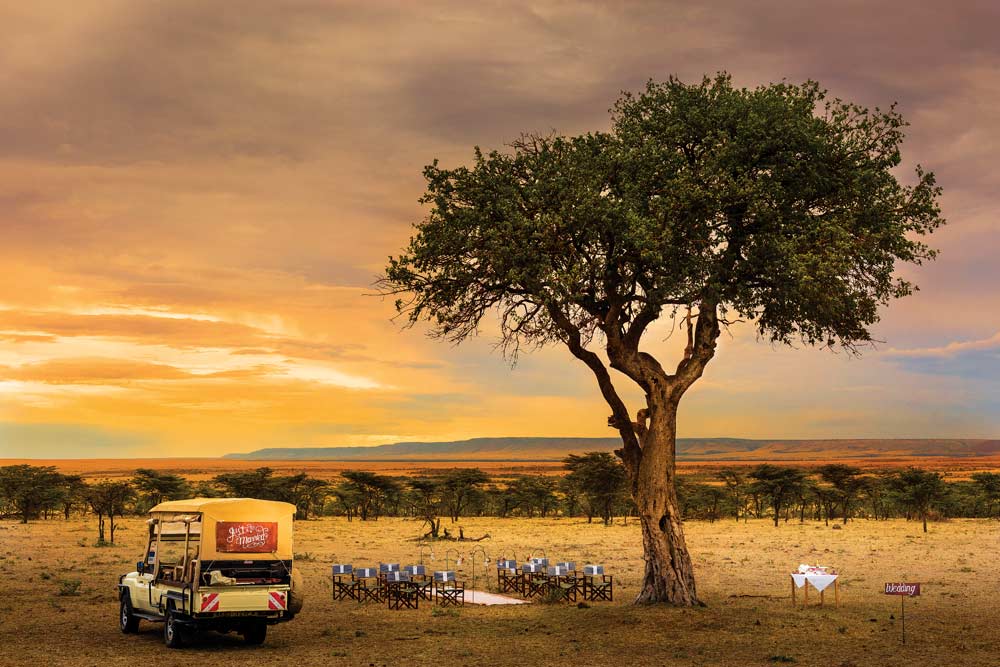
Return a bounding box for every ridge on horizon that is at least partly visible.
[223,436,1000,462]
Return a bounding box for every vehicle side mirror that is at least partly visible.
[137,561,145,574]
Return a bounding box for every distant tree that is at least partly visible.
[749,465,808,527]
[675,479,726,522]
[439,469,491,522]
[563,452,628,525]
[0,465,65,523]
[85,481,133,544]
[293,477,331,520]
[971,472,1000,519]
[816,464,865,524]
[132,468,190,510]
[861,471,893,520]
[213,467,280,499]
[558,476,582,518]
[331,482,363,521]
[508,476,558,517]
[488,485,520,518]
[381,74,944,604]
[408,478,445,538]
[890,468,947,532]
[59,474,89,520]
[339,471,399,520]
[718,469,748,522]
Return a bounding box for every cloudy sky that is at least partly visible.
[1,1,998,458]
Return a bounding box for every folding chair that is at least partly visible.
[557,562,585,597]
[354,567,385,603]
[434,570,465,607]
[331,564,358,601]
[404,564,434,601]
[496,560,520,595]
[546,566,576,602]
[385,572,419,610]
[582,565,613,602]
[521,563,547,598]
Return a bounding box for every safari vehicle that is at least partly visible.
[117,498,303,648]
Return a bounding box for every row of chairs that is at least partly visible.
[332,563,465,609]
[496,559,613,602]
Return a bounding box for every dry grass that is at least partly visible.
[1,515,998,666]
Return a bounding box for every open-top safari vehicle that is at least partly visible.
[118,498,303,648]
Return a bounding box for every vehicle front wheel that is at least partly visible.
[243,621,267,645]
[164,611,186,649]
[119,596,139,634]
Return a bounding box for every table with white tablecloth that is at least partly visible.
[790,571,840,606]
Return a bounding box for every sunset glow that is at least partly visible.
[2,2,998,457]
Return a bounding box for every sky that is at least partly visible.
[1,1,999,458]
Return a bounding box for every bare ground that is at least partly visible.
[0,516,997,666]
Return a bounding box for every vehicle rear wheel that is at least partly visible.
[243,621,267,645]
[164,611,185,649]
[119,595,139,634]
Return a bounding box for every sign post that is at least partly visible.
[884,583,921,644]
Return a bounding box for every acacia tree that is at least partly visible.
[86,480,133,544]
[564,452,628,525]
[440,469,490,522]
[817,464,865,524]
[381,74,943,605]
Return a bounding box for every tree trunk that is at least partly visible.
[630,400,700,606]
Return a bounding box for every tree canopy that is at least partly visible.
[381,73,944,605]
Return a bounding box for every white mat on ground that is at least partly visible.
[464,591,530,605]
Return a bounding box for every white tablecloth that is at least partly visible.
[791,573,838,592]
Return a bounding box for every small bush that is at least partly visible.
[57,579,82,596]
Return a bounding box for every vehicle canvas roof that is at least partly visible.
[148,497,296,518]
[148,498,296,560]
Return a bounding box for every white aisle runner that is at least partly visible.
[464,591,530,605]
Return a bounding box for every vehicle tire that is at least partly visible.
[164,611,186,649]
[243,621,267,646]
[119,595,140,634]
[288,567,305,615]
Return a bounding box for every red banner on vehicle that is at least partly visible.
[215,522,278,553]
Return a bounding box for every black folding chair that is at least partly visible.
[354,567,385,603]
[582,566,613,602]
[434,571,465,606]
[331,564,358,601]
[385,572,419,610]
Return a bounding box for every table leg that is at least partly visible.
[804,582,809,605]
[820,588,825,607]
[791,575,796,606]
[835,578,839,606]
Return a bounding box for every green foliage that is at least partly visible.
[132,468,190,511]
[56,579,82,596]
[211,467,330,519]
[816,464,865,523]
[0,465,67,523]
[749,465,809,527]
[563,452,628,525]
[444,469,490,517]
[889,468,947,532]
[382,72,943,366]
[84,480,133,544]
[335,470,400,520]
[506,475,559,518]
